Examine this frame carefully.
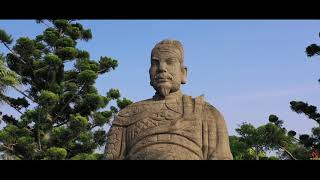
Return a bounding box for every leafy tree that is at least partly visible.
[0,52,21,101]
[288,101,320,157]
[0,20,132,160]
[232,115,298,160]
[277,33,320,160]
[231,33,320,160]
[229,135,273,160]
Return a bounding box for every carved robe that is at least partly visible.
[104,91,233,160]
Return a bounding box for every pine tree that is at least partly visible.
[248,33,320,160]
[0,39,21,126]
[0,20,132,160]
[231,115,300,160]
[0,52,21,102]
[286,34,320,159]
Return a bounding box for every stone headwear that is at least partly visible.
[151,39,184,67]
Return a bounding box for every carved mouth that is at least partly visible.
[155,74,173,82]
[157,77,170,81]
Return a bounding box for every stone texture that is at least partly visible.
[104,39,233,160]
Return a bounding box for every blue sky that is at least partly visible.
[1,20,320,136]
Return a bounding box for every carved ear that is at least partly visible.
[181,66,187,84]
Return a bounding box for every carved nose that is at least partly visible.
[158,62,167,73]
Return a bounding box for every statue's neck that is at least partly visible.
[153,90,182,101]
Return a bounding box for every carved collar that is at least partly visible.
[152,90,183,101]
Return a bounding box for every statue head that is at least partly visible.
[149,39,188,97]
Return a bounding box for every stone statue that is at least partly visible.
[104,39,233,160]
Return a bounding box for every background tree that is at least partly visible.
[231,115,300,160]
[0,20,132,160]
[0,51,21,131]
[230,33,320,160]
[0,52,21,102]
[284,35,320,159]
[229,135,273,160]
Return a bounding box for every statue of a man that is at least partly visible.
[104,39,233,160]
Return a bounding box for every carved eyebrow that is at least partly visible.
[151,57,160,61]
[166,57,177,62]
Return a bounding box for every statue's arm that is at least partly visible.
[206,105,233,160]
[104,125,126,160]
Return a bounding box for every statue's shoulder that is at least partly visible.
[111,98,154,126]
[203,100,225,121]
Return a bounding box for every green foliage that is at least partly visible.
[55,47,78,61]
[233,116,298,160]
[0,54,21,96]
[233,33,320,160]
[93,130,107,146]
[44,54,62,65]
[0,29,13,44]
[230,134,276,160]
[46,147,67,160]
[7,97,29,110]
[110,106,119,113]
[69,114,88,131]
[76,59,99,72]
[93,111,112,126]
[77,50,90,59]
[13,37,36,59]
[288,130,297,137]
[268,114,279,123]
[312,127,320,137]
[70,153,103,160]
[117,98,133,110]
[107,88,120,99]
[290,101,320,123]
[49,127,71,147]
[99,56,118,74]
[285,37,320,155]
[52,20,69,31]
[306,44,320,57]
[39,90,59,106]
[229,136,250,160]
[0,20,132,160]
[43,27,60,47]
[77,70,97,84]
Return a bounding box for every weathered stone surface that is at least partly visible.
[104,39,233,160]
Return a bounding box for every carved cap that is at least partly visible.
[151,39,184,66]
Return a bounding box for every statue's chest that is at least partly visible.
[126,104,184,136]
[125,104,203,152]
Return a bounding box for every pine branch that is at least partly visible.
[11,85,36,103]
[98,68,109,74]
[90,123,99,130]
[279,145,297,160]
[0,144,24,160]
[292,136,303,144]
[38,20,52,28]
[51,83,87,124]
[0,144,13,151]
[0,41,26,64]
[53,119,68,128]
[0,94,23,114]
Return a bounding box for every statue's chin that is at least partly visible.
[153,82,172,97]
[158,86,171,97]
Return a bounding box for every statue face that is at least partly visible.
[149,48,187,97]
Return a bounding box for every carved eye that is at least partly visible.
[151,59,159,65]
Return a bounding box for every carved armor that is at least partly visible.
[104,91,233,160]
